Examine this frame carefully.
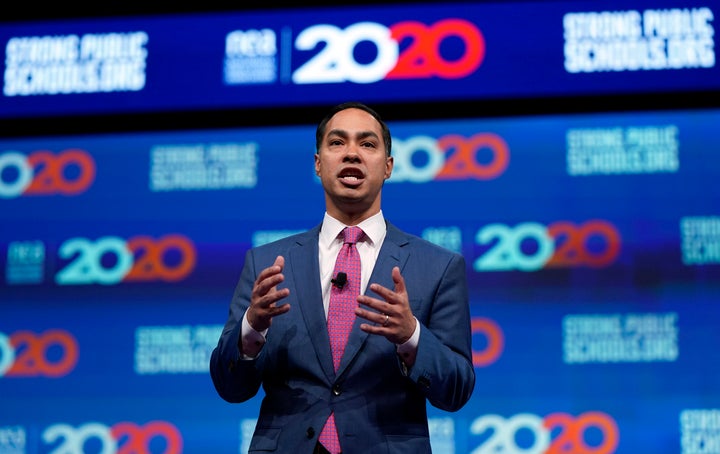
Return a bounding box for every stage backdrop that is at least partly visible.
[1,1,719,453]
[1,108,719,453]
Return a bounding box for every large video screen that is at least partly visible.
[1,0,717,118]
[1,107,718,453]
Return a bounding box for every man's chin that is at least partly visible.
[333,194,370,209]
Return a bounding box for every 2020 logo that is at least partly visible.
[470,412,619,454]
[474,220,621,272]
[0,329,78,378]
[391,133,509,183]
[292,19,485,84]
[55,234,197,285]
[42,421,182,454]
[0,149,95,198]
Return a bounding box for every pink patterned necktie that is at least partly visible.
[319,226,363,454]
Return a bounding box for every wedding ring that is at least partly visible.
[383,314,389,327]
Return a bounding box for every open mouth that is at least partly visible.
[338,168,364,185]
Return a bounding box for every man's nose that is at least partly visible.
[343,145,361,161]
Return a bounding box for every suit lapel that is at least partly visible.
[287,226,336,379]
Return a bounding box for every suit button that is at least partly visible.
[306,427,315,438]
[418,376,430,389]
[332,384,341,396]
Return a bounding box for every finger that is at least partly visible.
[269,256,286,294]
[357,294,389,314]
[273,255,285,270]
[252,288,286,320]
[248,288,290,331]
[268,299,291,316]
[391,266,406,295]
[355,305,388,323]
[267,287,291,304]
[255,256,286,294]
[358,323,383,336]
[255,273,285,299]
[367,282,400,305]
[256,255,285,282]
[256,273,289,295]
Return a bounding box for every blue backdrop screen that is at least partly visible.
[1,107,719,453]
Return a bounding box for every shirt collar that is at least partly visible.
[320,211,386,248]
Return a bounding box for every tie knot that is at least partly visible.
[342,226,364,245]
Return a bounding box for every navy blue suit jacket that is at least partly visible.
[210,222,475,454]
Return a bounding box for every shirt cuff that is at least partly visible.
[396,316,420,367]
[241,310,267,360]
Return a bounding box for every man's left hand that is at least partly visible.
[356,266,417,345]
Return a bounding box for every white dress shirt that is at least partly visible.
[318,211,386,316]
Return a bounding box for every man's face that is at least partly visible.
[315,108,393,219]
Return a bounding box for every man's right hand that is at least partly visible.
[247,255,291,332]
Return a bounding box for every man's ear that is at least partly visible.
[384,156,394,180]
[314,153,321,175]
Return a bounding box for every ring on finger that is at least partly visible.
[383,314,389,327]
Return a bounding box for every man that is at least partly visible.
[210,102,475,454]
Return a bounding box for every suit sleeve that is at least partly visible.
[405,252,476,412]
[209,248,264,403]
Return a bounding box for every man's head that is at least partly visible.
[314,102,394,224]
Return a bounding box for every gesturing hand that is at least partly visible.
[247,255,291,332]
[355,266,417,345]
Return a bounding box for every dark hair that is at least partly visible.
[315,102,392,156]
